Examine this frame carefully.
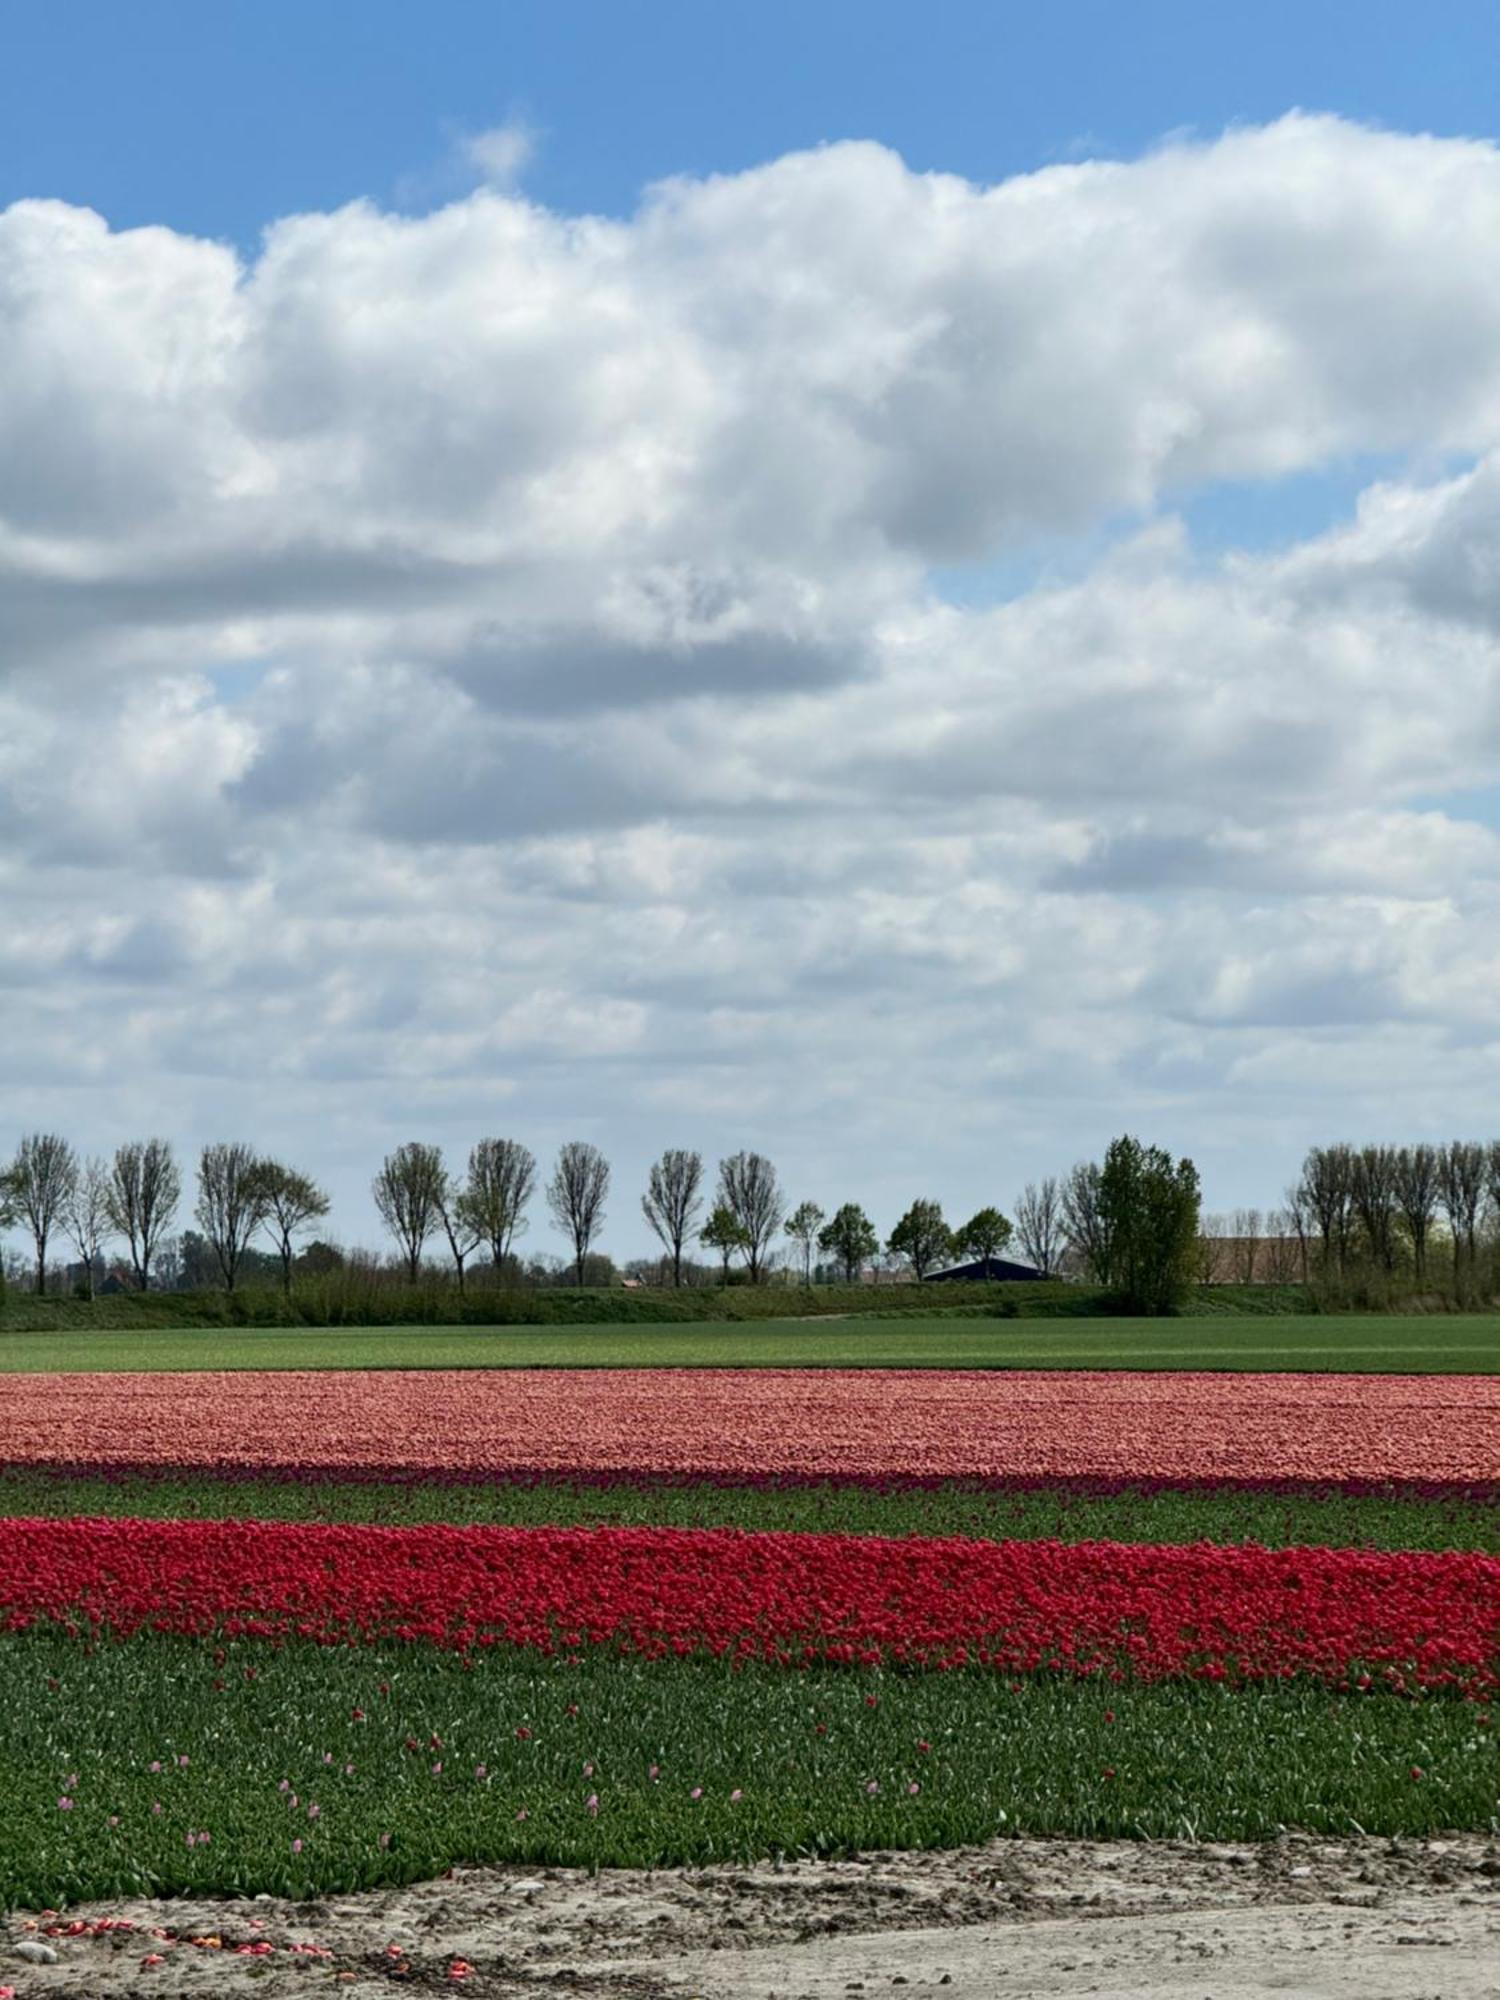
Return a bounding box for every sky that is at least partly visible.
[5,2,1500,1266]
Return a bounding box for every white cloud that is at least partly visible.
[460,121,537,191]
[5,115,1500,1254]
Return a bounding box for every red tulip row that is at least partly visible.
[4,1517,1495,1692]
[3,1368,1496,1487]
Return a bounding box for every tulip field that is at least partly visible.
[3,1365,1497,1484]
[0,1359,1496,1908]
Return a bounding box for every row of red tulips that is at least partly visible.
[4,1518,1495,1692]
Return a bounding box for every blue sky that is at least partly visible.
[6,1,1500,243]
[5,4,1500,1263]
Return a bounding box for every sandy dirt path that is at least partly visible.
[6,1835,1498,1999]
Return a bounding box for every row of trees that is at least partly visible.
[23,1126,1500,1311]
[0,1130,1200,1309]
[376,1141,1055,1290]
[0,1131,1064,1296]
[1287,1141,1500,1295]
[0,1136,329,1296]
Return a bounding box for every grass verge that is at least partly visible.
[2,1468,1495,1551]
[2,1634,1494,1908]
[1,1313,1498,1373]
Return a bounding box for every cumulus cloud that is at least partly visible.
[4,113,1500,1250]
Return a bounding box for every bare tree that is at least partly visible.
[196,1143,270,1292]
[1351,1144,1399,1272]
[547,1142,611,1286]
[784,1200,826,1285]
[1060,1160,1110,1283]
[463,1139,537,1279]
[1013,1177,1064,1277]
[1298,1144,1355,1274]
[1283,1182,1312,1282]
[1261,1207,1301,1284]
[256,1161,331,1293]
[106,1139,181,1293]
[1393,1144,1439,1283]
[1195,1211,1229,1286]
[435,1155,482,1293]
[1231,1207,1264,1285]
[1439,1141,1488,1295]
[373,1142,446,1282]
[641,1149,705,1287]
[7,1134,78,1294]
[716,1151,784,1283]
[62,1156,112,1300]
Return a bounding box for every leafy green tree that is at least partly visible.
[296,1239,345,1277]
[700,1202,750,1281]
[1097,1134,1201,1314]
[817,1203,878,1283]
[956,1205,1013,1268]
[783,1200,826,1284]
[887,1199,953,1279]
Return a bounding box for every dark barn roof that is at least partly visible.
[924,1255,1046,1282]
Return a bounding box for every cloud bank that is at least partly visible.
[4,113,1500,1249]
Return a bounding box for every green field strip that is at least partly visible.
[1,1313,1498,1373]
[3,1468,1495,1551]
[2,1636,1494,1907]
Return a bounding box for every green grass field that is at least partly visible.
[0,1312,1496,1373]
[6,1467,1495,1549]
[3,1634,1493,1907]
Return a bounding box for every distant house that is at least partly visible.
[924,1255,1046,1283]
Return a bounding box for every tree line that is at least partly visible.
[0,1129,1208,1313]
[0,1136,328,1298]
[1279,1141,1500,1302]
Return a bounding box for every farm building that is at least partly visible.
[924,1255,1047,1282]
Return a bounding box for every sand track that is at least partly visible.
[8,1835,1498,1999]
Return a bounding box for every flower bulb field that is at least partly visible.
[0,1339,1496,1917]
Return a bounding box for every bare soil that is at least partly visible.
[8,1836,1498,2000]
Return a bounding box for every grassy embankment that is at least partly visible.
[0,1310,1496,1373]
[0,1276,1317,1332]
